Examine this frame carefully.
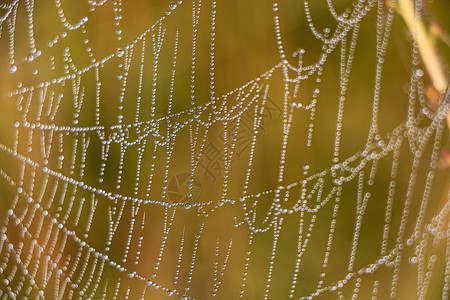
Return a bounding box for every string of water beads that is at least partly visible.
[113,0,123,40]
[54,0,88,31]
[6,1,18,73]
[88,0,108,10]
[183,223,204,297]
[173,227,185,286]
[153,206,177,275]
[263,217,283,300]
[0,0,18,23]
[211,238,232,297]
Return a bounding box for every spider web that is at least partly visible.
[0,0,449,299]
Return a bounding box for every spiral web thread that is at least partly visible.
[0,0,449,299]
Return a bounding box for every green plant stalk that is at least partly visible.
[396,0,449,128]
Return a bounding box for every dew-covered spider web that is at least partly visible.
[0,0,449,299]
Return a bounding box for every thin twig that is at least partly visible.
[396,0,449,128]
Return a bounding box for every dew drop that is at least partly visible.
[169,2,177,10]
[116,48,124,57]
[414,69,424,77]
[9,65,17,74]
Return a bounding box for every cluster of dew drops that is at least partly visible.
[166,1,183,16]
